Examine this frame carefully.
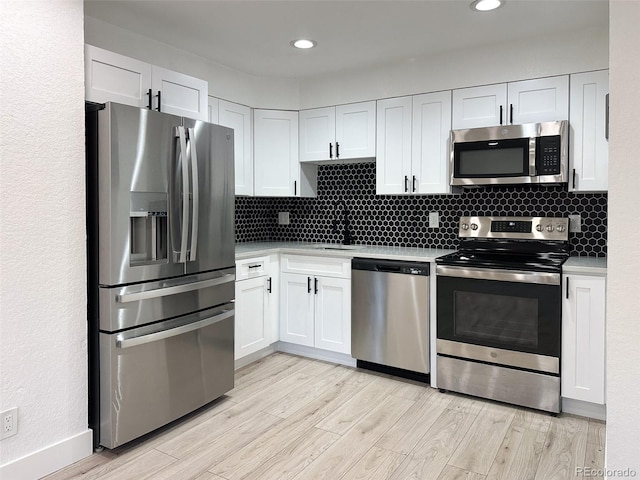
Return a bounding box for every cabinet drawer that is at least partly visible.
[236,256,270,280]
[280,254,351,279]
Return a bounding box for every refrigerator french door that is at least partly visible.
[86,102,235,449]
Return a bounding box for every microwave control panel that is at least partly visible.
[537,135,562,175]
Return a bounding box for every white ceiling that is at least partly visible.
[84,0,609,79]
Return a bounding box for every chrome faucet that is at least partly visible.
[332,200,353,245]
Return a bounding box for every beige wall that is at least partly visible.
[607,0,640,474]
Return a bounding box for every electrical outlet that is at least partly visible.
[429,212,439,229]
[568,214,582,233]
[1,408,18,440]
[278,212,290,225]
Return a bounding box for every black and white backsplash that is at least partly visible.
[236,163,607,257]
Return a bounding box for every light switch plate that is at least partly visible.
[278,212,290,225]
[429,212,439,229]
[568,214,582,233]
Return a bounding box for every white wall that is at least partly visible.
[607,1,640,475]
[84,16,300,110]
[299,26,609,109]
[0,0,92,478]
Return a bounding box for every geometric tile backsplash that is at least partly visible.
[236,162,607,257]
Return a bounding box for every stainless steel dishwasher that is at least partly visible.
[351,258,430,379]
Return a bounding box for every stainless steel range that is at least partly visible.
[435,216,569,413]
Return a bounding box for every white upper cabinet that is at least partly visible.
[562,274,606,405]
[85,45,208,121]
[85,45,152,108]
[412,91,453,194]
[218,100,253,196]
[452,76,568,129]
[569,70,609,192]
[208,96,220,124]
[254,110,317,197]
[376,91,453,195]
[376,97,413,195]
[299,101,376,162]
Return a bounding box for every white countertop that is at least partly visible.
[563,256,607,276]
[236,241,457,263]
[236,241,607,275]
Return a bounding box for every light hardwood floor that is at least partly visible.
[44,353,605,480]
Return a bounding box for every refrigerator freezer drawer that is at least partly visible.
[99,268,235,331]
[99,305,234,449]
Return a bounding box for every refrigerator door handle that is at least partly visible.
[116,273,236,303]
[188,127,199,262]
[116,309,234,349]
[177,126,189,263]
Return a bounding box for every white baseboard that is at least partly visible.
[562,398,606,421]
[276,342,357,367]
[235,345,278,370]
[0,429,93,480]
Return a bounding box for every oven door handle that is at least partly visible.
[436,265,560,285]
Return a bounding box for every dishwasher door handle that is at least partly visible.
[375,265,402,273]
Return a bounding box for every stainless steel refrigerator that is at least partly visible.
[86,102,235,449]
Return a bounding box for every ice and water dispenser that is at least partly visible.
[130,192,168,265]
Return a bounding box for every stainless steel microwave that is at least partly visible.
[450,120,568,187]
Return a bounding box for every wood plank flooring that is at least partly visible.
[44,353,606,480]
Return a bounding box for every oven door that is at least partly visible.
[436,265,561,372]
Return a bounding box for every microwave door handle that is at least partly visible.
[188,127,199,262]
[529,137,537,176]
[177,126,189,263]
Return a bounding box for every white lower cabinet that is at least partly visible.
[280,255,351,355]
[234,256,278,360]
[562,274,606,404]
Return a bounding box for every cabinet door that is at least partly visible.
[452,84,507,129]
[376,97,413,194]
[562,275,606,404]
[280,273,314,347]
[508,75,568,124]
[412,91,453,194]
[151,65,208,121]
[85,45,152,108]
[208,96,219,124]
[235,277,269,360]
[254,109,300,197]
[569,70,609,192]
[299,107,336,162]
[335,101,376,159]
[314,276,351,354]
[219,100,253,196]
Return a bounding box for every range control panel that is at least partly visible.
[459,216,569,241]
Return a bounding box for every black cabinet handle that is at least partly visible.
[509,104,514,124]
[147,89,153,110]
[605,93,610,140]
[248,264,260,269]
[404,175,409,193]
[572,168,577,189]
[314,277,318,294]
[307,276,311,293]
[412,175,417,193]
[336,142,340,158]
[294,180,297,196]
[499,105,503,125]
[329,143,333,159]
[156,90,161,112]
[267,277,272,293]
[566,277,569,299]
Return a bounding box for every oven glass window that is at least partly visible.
[458,148,526,176]
[453,291,538,348]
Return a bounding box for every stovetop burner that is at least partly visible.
[436,216,570,272]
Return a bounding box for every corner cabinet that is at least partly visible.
[280,255,351,354]
[218,99,254,196]
[299,101,376,162]
[254,109,317,197]
[376,91,453,195]
[235,255,279,360]
[452,76,569,129]
[569,70,609,192]
[562,274,606,405]
[85,45,208,121]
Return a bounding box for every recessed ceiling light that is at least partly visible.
[470,0,504,12]
[290,39,317,49]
